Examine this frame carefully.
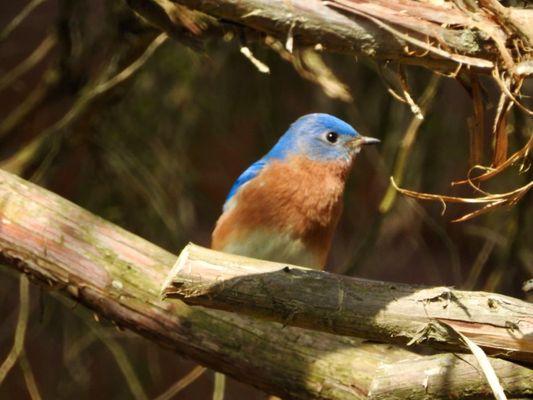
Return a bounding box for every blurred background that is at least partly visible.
[0,1,531,399]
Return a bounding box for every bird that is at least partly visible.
[211,113,379,270]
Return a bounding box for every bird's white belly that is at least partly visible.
[221,230,321,269]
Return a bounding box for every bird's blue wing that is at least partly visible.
[223,158,266,211]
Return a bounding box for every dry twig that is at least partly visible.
[154,366,207,400]
[0,34,56,93]
[391,177,532,222]
[0,0,47,42]
[0,276,31,384]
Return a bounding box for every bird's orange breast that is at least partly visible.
[211,155,351,268]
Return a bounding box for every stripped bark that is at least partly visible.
[164,0,532,72]
[163,244,533,363]
[0,169,532,399]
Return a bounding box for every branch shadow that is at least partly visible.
[168,264,533,399]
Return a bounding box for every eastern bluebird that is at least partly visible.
[212,113,379,269]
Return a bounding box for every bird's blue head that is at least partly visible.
[223,114,380,206]
[266,113,379,163]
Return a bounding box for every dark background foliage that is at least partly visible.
[0,0,531,399]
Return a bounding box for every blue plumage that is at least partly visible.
[266,113,360,161]
[224,113,363,208]
[213,113,379,269]
[224,159,266,210]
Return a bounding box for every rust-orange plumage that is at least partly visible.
[212,113,379,269]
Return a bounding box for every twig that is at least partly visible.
[452,134,532,185]
[0,275,31,384]
[265,37,351,101]
[0,32,168,170]
[0,0,46,42]
[397,66,424,120]
[379,75,441,213]
[213,371,226,400]
[0,34,56,93]
[492,91,512,167]
[466,72,486,166]
[391,177,533,222]
[92,33,168,96]
[463,237,496,290]
[154,365,207,400]
[439,321,507,400]
[492,67,533,116]
[51,33,168,132]
[19,350,42,400]
[0,74,53,138]
[239,46,270,74]
[90,326,149,400]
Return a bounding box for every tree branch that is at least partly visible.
[165,0,528,72]
[163,244,533,363]
[0,168,532,399]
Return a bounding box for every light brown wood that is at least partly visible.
[163,244,533,363]
[0,168,532,399]
[167,0,531,72]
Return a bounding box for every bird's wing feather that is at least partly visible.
[223,158,267,211]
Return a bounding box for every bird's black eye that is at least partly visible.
[326,132,338,144]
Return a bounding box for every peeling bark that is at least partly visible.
[163,0,533,72]
[0,169,531,399]
[163,244,533,363]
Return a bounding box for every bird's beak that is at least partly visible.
[360,136,380,145]
[346,135,380,150]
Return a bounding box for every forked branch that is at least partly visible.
[162,244,533,363]
[0,169,532,399]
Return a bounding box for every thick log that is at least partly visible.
[168,0,509,71]
[163,244,533,363]
[0,168,532,399]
